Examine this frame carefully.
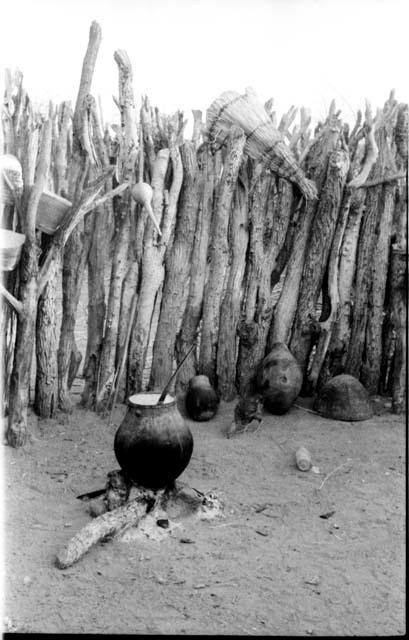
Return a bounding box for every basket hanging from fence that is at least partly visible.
[206,87,317,200]
[36,190,72,235]
[0,154,24,205]
[0,228,26,271]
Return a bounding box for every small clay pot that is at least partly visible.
[256,342,302,414]
[185,375,219,422]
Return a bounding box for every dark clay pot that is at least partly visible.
[256,342,303,414]
[114,392,194,489]
[185,375,219,422]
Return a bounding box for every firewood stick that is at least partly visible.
[55,497,150,569]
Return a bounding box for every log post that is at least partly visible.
[7,117,52,446]
[35,102,73,418]
[235,168,273,393]
[81,97,111,408]
[345,95,399,379]
[95,49,138,409]
[57,21,102,412]
[270,113,342,348]
[380,102,407,395]
[128,126,183,393]
[199,126,245,386]
[319,111,371,380]
[308,187,352,389]
[389,246,407,413]
[237,169,295,394]
[289,144,350,384]
[216,168,249,400]
[175,145,219,390]
[360,183,396,392]
[149,141,200,390]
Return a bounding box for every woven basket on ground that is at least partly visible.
[206,87,317,200]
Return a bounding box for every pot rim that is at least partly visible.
[127,392,176,409]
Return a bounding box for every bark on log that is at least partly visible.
[54,101,72,196]
[344,185,383,378]
[57,22,102,412]
[175,145,219,391]
[389,247,407,413]
[34,240,58,418]
[309,188,352,389]
[149,141,200,390]
[128,136,183,393]
[127,149,170,393]
[35,104,72,418]
[95,49,139,408]
[380,112,408,393]
[7,118,52,446]
[81,109,111,408]
[236,168,273,393]
[237,170,294,394]
[115,256,139,403]
[360,183,396,393]
[113,50,139,181]
[289,147,350,383]
[216,171,249,400]
[345,103,398,380]
[270,116,342,347]
[96,203,130,408]
[319,131,368,380]
[199,127,245,386]
[56,495,151,569]
[1,275,18,414]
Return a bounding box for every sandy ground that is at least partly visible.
[2,392,406,636]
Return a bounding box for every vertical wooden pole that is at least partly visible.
[199,127,245,386]
[7,117,52,446]
[149,141,200,390]
[57,21,102,412]
[175,144,218,391]
[289,145,350,384]
[216,170,249,400]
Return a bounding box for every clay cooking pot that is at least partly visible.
[114,392,194,489]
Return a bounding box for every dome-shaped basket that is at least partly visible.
[36,190,72,235]
[314,374,374,421]
[0,154,24,205]
[0,228,26,271]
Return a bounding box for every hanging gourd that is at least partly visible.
[130,125,162,236]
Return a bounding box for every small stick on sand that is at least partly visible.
[318,461,353,491]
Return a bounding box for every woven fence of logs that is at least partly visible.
[1,22,407,448]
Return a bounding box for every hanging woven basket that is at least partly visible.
[0,228,26,271]
[206,87,317,200]
[36,190,72,235]
[0,154,24,205]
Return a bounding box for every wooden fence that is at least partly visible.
[1,22,407,448]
